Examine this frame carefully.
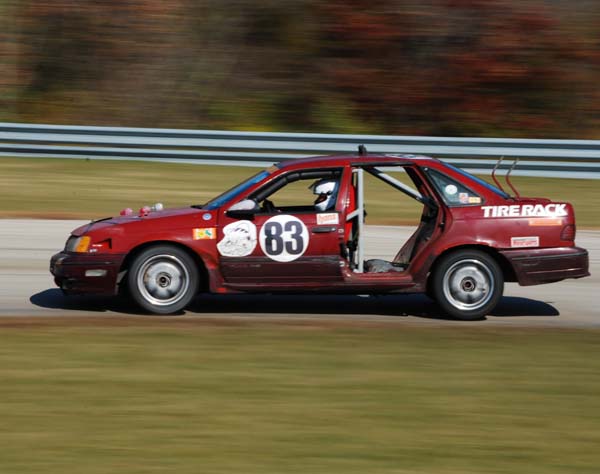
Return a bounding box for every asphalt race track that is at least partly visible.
[0,219,598,327]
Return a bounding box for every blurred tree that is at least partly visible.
[3,0,600,138]
[316,0,600,137]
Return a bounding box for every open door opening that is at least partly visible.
[345,165,439,275]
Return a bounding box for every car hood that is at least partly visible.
[71,207,204,236]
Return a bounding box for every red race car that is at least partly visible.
[50,149,590,320]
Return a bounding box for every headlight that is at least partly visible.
[65,235,91,253]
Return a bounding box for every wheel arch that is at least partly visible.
[118,240,210,293]
[427,244,517,293]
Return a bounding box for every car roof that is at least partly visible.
[276,153,438,170]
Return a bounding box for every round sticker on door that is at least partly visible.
[259,215,309,262]
[217,220,257,257]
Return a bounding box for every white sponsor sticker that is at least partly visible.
[482,204,568,218]
[217,220,257,257]
[511,236,540,248]
[445,184,458,195]
[316,213,339,225]
[259,215,309,262]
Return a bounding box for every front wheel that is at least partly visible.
[127,245,199,314]
[431,250,503,320]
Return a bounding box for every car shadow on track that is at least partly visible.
[188,294,559,320]
[30,289,559,320]
[30,289,144,315]
[490,296,560,317]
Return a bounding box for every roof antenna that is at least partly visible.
[491,156,507,193]
[358,144,367,156]
[505,158,521,198]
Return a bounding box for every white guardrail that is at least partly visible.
[1,122,599,179]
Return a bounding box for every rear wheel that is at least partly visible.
[128,245,199,314]
[431,249,503,320]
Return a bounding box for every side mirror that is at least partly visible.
[226,199,259,218]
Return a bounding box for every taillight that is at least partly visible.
[561,224,576,241]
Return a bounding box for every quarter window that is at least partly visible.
[425,169,482,206]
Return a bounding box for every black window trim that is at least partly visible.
[249,167,344,211]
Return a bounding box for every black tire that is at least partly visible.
[127,245,199,315]
[431,249,503,320]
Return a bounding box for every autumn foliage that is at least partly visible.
[1,0,600,137]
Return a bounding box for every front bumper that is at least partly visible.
[500,246,590,286]
[50,252,126,295]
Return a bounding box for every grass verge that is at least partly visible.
[0,319,599,473]
[0,157,598,227]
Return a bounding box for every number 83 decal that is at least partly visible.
[259,215,309,262]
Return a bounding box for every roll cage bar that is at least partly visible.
[363,166,437,209]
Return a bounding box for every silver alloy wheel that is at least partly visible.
[442,259,494,311]
[136,254,190,307]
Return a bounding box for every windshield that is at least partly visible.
[442,162,510,199]
[202,170,271,210]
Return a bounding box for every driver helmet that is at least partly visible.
[311,178,338,212]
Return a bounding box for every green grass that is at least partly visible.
[0,320,599,473]
[0,157,598,227]
[0,157,255,219]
